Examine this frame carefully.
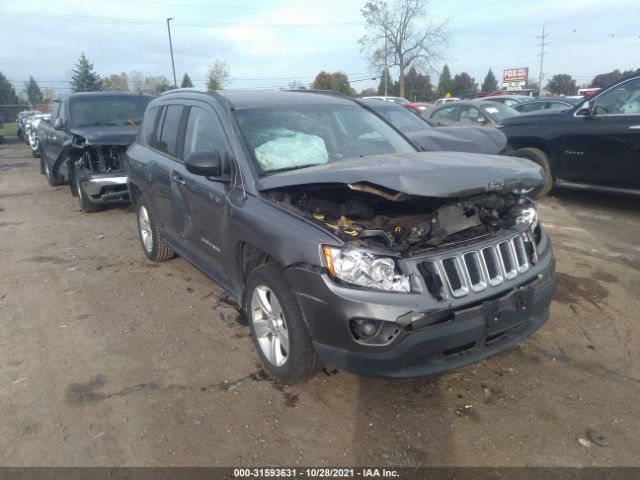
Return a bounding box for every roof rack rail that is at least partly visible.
[284,89,354,100]
[159,87,206,96]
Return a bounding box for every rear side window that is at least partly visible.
[142,107,158,146]
[157,105,184,157]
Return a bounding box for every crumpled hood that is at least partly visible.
[407,126,507,155]
[257,151,545,198]
[68,125,138,145]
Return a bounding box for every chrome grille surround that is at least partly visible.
[429,232,536,299]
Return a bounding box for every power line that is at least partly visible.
[97,0,354,13]
[0,9,361,29]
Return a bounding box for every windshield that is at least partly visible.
[234,104,417,175]
[69,96,151,128]
[480,103,518,123]
[371,105,429,132]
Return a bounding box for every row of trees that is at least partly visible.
[69,53,231,94]
[356,0,639,99]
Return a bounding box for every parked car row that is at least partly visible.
[32,88,555,383]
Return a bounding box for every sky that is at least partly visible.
[1,0,639,98]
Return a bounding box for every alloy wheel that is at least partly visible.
[138,205,153,253]
[251,285,290,367]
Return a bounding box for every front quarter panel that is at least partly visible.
[223,193,342,286]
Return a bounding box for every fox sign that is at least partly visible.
[503,68,529,83]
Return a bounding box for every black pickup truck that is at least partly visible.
[500,74,640,197]
[38,92,152,212]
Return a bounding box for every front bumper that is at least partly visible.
[81,174,129,204]
[285,229,555,379]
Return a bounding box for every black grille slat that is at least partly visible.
[464,254,481,284]
[442,258,462,291]
[483,248,498,279]
[499,242,514,272]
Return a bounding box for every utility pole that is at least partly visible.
[536,26,550,97]
[166,18,178,88]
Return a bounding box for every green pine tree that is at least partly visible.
[0,70,23,121]
[437,65,454,98]
[180,73,194,88]
[481,69,498,93]
[25,76,44,104]
[70,53,102,92]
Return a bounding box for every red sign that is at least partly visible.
[502,67,529,83]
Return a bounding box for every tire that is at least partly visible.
[245,263,322,384]
[509,147,554,198]
[135,196,175,262]
[44,158,65,186]
[30,137,40,157]
[73,167,100,213]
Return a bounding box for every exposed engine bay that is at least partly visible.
[264,183,537,254]
[70,136,127,174]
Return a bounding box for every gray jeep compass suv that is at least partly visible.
[126,89,555,383]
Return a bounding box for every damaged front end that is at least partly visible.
[264,181,541,297]
[67,130,132,206]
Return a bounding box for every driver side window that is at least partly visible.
[184,106,233,175]
[594,79,640,115]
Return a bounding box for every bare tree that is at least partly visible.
[129,71,145,93]
[207,61,230,90]
[359,0,449,98]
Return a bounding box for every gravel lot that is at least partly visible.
[1,138,639,467]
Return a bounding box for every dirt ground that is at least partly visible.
[1,138,639,467]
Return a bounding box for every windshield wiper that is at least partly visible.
[263,164,324,176]
[77,122,119,127]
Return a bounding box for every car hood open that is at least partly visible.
[256,151,545,198]
[69,125,138,146]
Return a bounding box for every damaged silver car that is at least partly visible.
[38,92,152,212]
[127,90,556,383]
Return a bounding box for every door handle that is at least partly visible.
[630,125,640,130]
[171,173,186,186]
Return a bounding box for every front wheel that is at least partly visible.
[509,147,554,198]
[74,167,100,213]
[44,158,65,186]
[245,263,322,384]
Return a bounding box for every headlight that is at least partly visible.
[516,206,538,232]
[322,246,410,293]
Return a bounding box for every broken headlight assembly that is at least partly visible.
[322,246,410,293]
[515,205,538,235]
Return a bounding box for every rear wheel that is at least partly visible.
[245,263,322,384]
[136,197,175,262]
[509,147,553,198]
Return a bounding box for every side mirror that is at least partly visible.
[185,150,222,177]
[575,100,592,117]
[476,116,487,124]
[54,118,64,130]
